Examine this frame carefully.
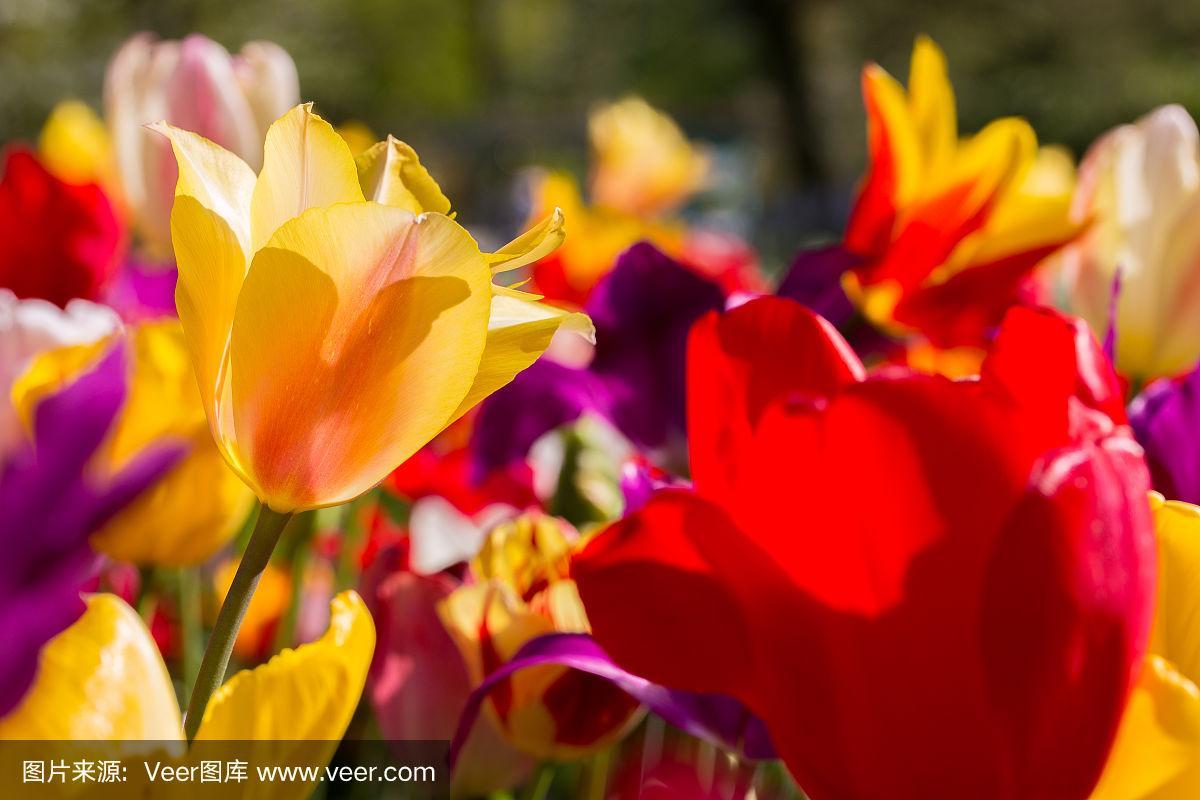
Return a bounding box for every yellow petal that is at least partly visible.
[487,208,566,275]
[149,121,256,252]
[1151,496,1200,684]
[152,122,256,446]
[1091,656,1200,800]
[250,103,365,252]
[450,285,592,421]
[228,204,491,510]
[356,136,451,215]
[0,594,182,740]
[907,35,956,177]
[38,99,116,192]
[194,590,375,743]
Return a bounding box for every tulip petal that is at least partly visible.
[907,35,956,176]
[487,208,566,275]
[250,103,365,252]
[194,590,375,742]
[686,297,864,504]
[450,285,592,422]
[152,123,256,439]
[845,63,921,255]
[0,594,182,740]
[356,136,451,214]
[1091,656,1200,800]
[230,204,490,510]
[1150,496,1200,684]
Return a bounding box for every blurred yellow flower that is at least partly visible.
[439,513,643,759]
[523,96,714,303]
[588,95,711,218]
[153,103,590,512]
[0,591,374,799]
[13,321,253,565]
[1093,495,1200,799]
[37,100,121,200]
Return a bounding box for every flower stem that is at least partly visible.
[183,503,292,741]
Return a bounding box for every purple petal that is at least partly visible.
[449,632,774,768]
[775,244,892,356]
[1102,269,1122,363]
[0,342,182,715]
[102,257,178,323]
[1130,365,1200,503]
[470,360,610,479]
[587,243,725,449]
[471,243,726,474]
[775,244,861,325]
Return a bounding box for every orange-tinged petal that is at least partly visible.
[907,35,956,178]
[845,64,922,255]
[194,590,374,744]
[1091,656,1200,800]
[250,103,364,252]
[450,285,592,422]
[0,594,182,740]
[356,136,451,215]
[487,208,566,275]
[229,204,491,510]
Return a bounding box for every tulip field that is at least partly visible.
[3,8,1200,800]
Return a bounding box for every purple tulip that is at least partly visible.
[0,344,182,715]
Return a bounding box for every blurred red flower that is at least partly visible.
[0,149,123,306]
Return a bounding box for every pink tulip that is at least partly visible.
[104,32,298,257]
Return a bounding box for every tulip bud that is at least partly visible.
[104,33,299,258]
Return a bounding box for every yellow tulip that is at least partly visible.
[12,320,253,565]
[153,103,590,513]
[439,514,643,759]
[1093,495,1200,798]
[0,591,374,799]
[587,96,711,218]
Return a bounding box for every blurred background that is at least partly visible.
[2,0,1197,270]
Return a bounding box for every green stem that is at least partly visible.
[178,567,203,692]
[524,764,554,800]
[183,503,292,741]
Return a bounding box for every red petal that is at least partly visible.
[0,149,123,306]
[686,296,863,504]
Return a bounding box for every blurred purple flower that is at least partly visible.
[472,243,723,475]
[0,344,183,715]
[102,258,178,322]
[1130,365,1200,503]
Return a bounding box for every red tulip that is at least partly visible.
[573,296,1155,799]
[0,149,123,306]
